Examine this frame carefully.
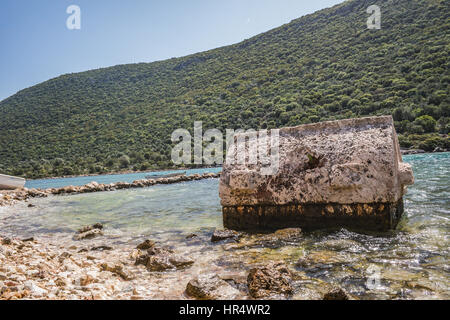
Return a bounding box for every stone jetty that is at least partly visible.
[0,172,220,207]
[219,116,415,232]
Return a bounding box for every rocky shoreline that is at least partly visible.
[400,148,448,155]
[0,172,220,207]
[0,227,353,300]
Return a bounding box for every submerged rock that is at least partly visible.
[186,274,241,300]
[138,253,194,272]
[224,228,302,251]
[73,229,103,241]
[134,242,194,272]
[136,239,155,250]
[323,287,351,300]
[91,245,113,251]
[76,223,103,234]
[296,250,343,267]
[211,229,242,243]
[260,228,302,243]
[73,223,104,241]
[247,262,293,298]
[146,256,175,272]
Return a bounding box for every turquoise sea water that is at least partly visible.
[1,153,449,299]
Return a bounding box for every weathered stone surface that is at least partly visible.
[247,262,293,298]
[211,229,242,243]
[219,116,414,231]
[185,274,241,300]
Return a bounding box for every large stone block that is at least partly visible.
[219,116,414,231]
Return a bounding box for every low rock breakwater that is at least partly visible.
[0,227,354,300]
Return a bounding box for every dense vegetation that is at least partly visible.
[0,0,448,179]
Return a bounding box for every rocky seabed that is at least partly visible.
[0,227,352,300]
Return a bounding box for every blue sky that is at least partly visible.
[0,0,343,101]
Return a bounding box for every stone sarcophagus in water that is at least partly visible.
[219,116,414,232]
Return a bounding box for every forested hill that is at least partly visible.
[1,0,449,178]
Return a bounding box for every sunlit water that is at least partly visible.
[1,153,449,299]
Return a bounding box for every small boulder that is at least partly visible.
[271,228,302,241]
[73,229,103,241]
[186,274,241,300]
[147,246,174,256]
[252,228,302,246]
[323,287,350,300]
[136,239,155,250]
[211,229,241,243]
[76,223,103,234]
[247,262,293,298]
[135,244,193,271]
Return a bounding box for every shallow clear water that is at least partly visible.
[1,153,449,299]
